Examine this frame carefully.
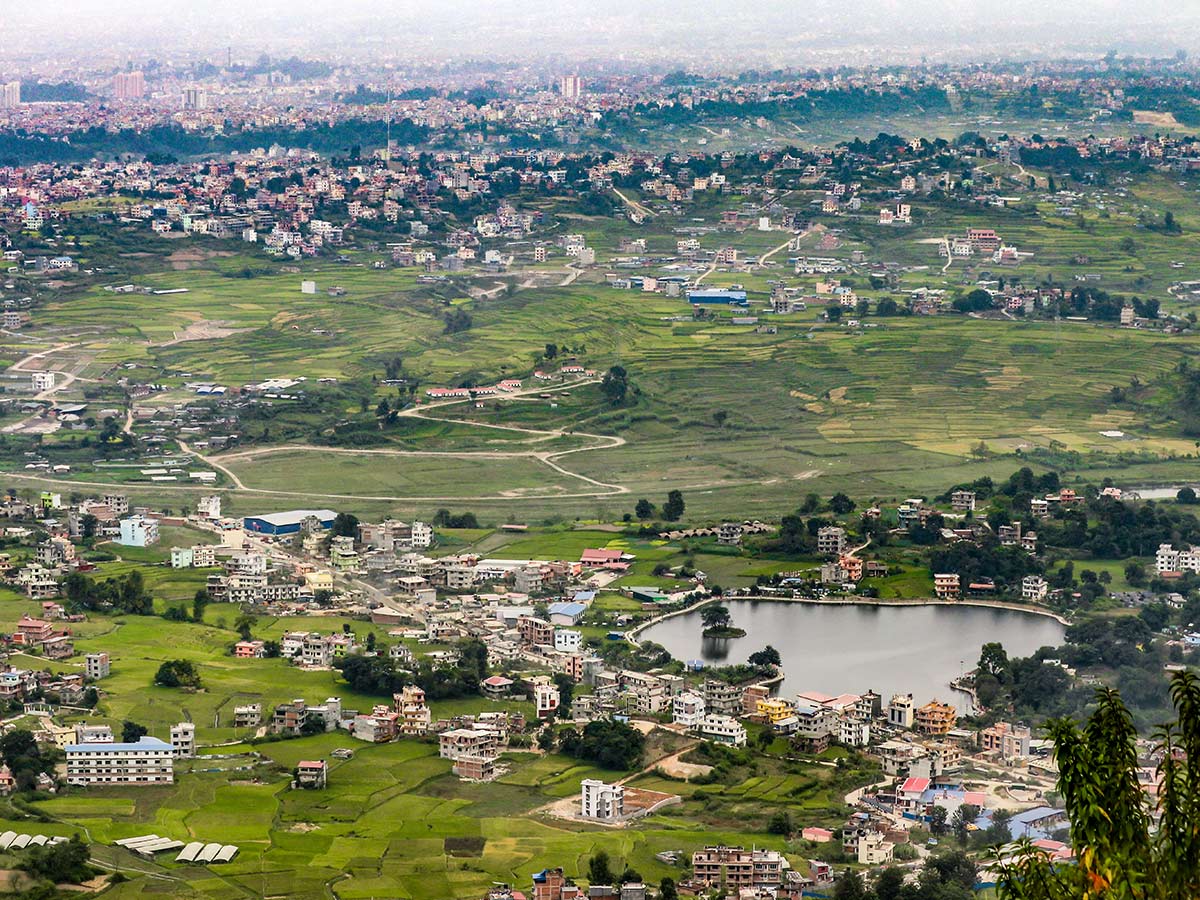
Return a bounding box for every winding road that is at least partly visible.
[173,379,630,502]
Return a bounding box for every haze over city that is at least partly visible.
[5,0,1200,69]
[0,3,1198,900]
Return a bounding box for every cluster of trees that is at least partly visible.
[633,490,685,522]
[928,541,1040,593]
[586,851,643,888]
[600,366,633,407]
[442,308,473,334]
[833,851,977,900]
[338,638,488,701]
[974,608,1186,723]
[21,835,92,885]
[62,570,153,615]
[432,509,479,529]
[154,659,202,689]
[555,719,645,770]
[0,730,58,792]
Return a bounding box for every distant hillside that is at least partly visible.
[20,81,93,103]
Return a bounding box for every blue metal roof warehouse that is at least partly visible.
[687,288,749,306]
[243,509,337,536]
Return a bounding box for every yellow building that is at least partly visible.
[305,570,334,593]
[756,697,795,724]
[915,699,957,736]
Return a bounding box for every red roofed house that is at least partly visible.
[296,759,327,789]
[482,675,514,697]
[581,548,623,566]
[15,616,54,645]
[895,776,931,817]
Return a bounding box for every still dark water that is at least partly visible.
[641,601,1066,712]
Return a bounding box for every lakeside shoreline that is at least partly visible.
[626,593,1071,642]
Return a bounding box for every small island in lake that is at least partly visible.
[700,602,746,638]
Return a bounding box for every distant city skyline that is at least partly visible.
[3,1,1200,71]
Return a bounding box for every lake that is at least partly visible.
[640,600,1066,712]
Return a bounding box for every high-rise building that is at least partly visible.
[113,71,145,100]
[182,87,208,110]
[558,74,582,100]
[0,81,20,109]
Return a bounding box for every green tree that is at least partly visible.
[154,659,202,688]
[191,589,209,623]
[331,512,360,538]
[553,673,575,718]
[829,492,856,514]
[21,835,91,884]
[874,867,905,900]
[767,810,792,835]
[700,604,731,631]
[662,490,685,522]
[588,850,613,885]
[952,803,979,844]
[978,642,1010,678]
[121,720,148,743]
[659,877,677,900]
[994,674,1200,899]
[634,498,655,520]
[832,871,868,900]
[748,645,782,668]
[234,613,257,641]
[600,366,629,406]
[929,804,949,835]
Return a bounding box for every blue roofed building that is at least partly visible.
[547,601,587,626]
[1004,806,1070,841]
[243,509,337,536]
[687,288,749,307]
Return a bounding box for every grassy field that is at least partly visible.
[9,164,1200,526]
[20,731,856,900]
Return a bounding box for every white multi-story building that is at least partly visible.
[170,722,196,758]
[553,629,581,653]
[1157,543,1200,574]
[840,718,870,747]
[580,779,624,820]
[66,737,174,785]
[29,372,55,393]
[117,516,159,547]
[888,693,914,729]
[534,683,560,719]
[74,724,114,744]
[409,521,433,548]
[84,652,110,680]
[699,714,747,747]
[1021,576,1049,602]
[672,691,706,730]
[197,495,222,519]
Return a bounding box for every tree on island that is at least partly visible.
[701,604,732,632]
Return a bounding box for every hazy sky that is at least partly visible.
[7,1,1200,69]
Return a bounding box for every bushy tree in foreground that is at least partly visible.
[996,671,1200,899]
